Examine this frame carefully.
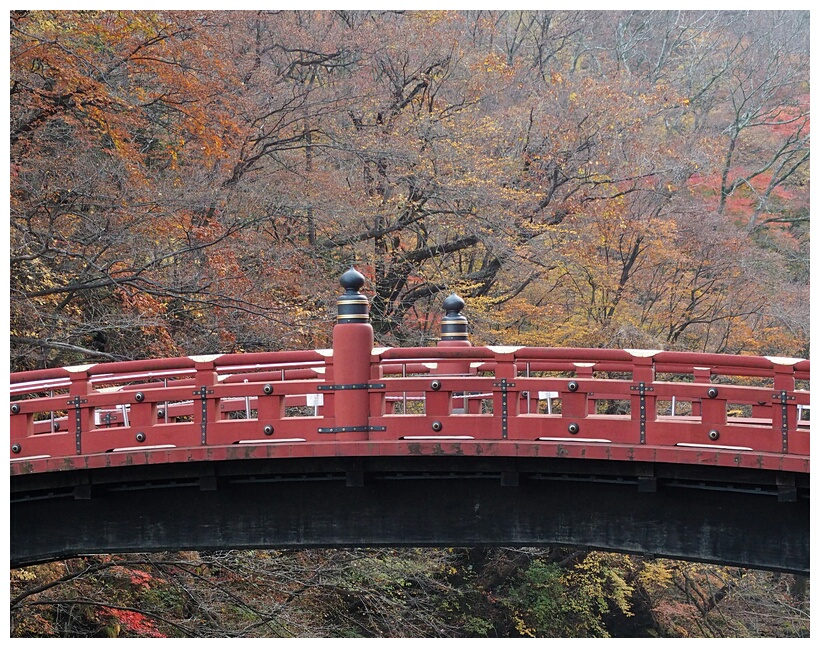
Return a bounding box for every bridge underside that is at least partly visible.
[10,456,809,574]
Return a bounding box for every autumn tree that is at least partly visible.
[10,9,809,361]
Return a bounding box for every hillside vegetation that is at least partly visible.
[10,9,809,369]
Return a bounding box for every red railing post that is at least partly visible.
[628,351,657,445]
[9,400,33,448]
[772,359,798,454]
[66,364,95,454]
[129,381,158,433]
[317,349,335,419]
[328,268,373,439]
[192,355,220,446]
[699,380,726,433]
[692,367,712,417]
[369,349,386,418]
[574,363,596,414]
[492,347,519,439]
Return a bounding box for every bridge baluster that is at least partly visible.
[369,349,386,418]
[561,382,587,419]
[692,366,712,417]
[773,361,796,392]
[772,360,799,454]
[492,349,519,440]
[128,390,156,430]
[628,351,657,446]
[67,365,94,455]
[192,356,220,446]
[690,363,728,438]
[9,400,38,460]
[319,349,336,420]
[699,385,727,431]
[574,363,596,415]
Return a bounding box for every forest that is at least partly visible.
[9,9,810,637]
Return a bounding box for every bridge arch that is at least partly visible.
[10,270,809,573]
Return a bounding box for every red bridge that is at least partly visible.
[10,270,810,573]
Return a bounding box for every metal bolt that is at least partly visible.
[431,380,442,391]
[12,444,21,454]
[707,387,719,399]
[157,409,165,418]
[263,384,273,395]
[432,420,443,432]
[135,392,145,402]
[708,429,720,441]
[135,432,146,442]
[568,381,579,392]
[568,422,580,434]
[11,403,20,414]
[53,422,60,431]
[263,425,274,436]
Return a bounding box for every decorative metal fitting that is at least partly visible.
[53,422,60,431]
[135,432,146,443]
[431,379,442,391]
[336,267,370,324]
[707,387,719,399]
[708,429,720,441]
[263,384,273,395]
[135,392,145,402]
[568,381,579,392]
[157,409,165,419]
[11,403,20,414]
[12,444,21,454]
[568,422,580,434]
[440,294,469,341]
[432,420,443,432]
[263,425,274,436]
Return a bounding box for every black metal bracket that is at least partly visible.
[630,383,654,444]
[67,395,88,454]
[317,425,387,433]
[637,465,657,493]
[193,387,214,444]
[773,390,795,453]
[493,379,515,439]
[318,383,386,391]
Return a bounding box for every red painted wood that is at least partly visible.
[9,346,810,474]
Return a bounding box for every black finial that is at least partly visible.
[440,293,469,341]
[442,293,465,317]
[336,267,369,324]
[340,267,366,293]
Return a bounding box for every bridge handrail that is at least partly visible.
[11,347,807,385]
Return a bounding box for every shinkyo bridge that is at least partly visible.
[10,269,810,573]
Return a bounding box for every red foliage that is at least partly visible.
[105,607,166,638]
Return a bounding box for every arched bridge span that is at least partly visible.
[10,272,810,573]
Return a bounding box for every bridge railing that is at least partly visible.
[10,345,809,465]
[373,346,809,454]
[9,270,809,473]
